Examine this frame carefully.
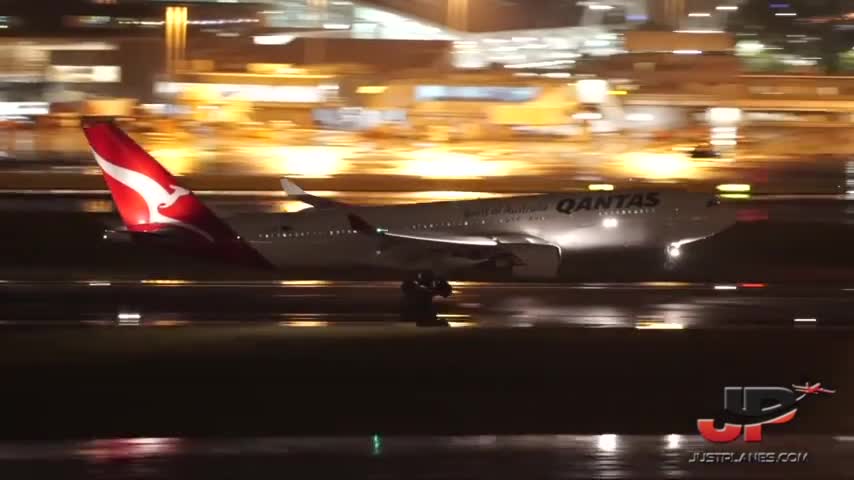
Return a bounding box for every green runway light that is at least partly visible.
[372,434,383,455]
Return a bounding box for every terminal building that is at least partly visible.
[0,0,849,136]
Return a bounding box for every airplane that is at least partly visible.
[83,120,737,299]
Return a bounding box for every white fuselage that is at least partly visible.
[229,190,736,275]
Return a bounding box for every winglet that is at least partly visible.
[280,178,307,196]
[280,178,345,209]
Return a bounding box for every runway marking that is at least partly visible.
[273,294,334,298]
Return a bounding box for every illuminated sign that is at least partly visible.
[0,102,49,116]
[155,82,329,103]
[415,85,539,102]
[47,65,120,83]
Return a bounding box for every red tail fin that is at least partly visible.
[83,120,271,268]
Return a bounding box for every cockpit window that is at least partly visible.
[707,198,721,207]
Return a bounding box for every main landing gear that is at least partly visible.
[400,271,452,325]
[402,271,452,299]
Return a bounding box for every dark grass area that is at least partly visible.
[0,326,850,440]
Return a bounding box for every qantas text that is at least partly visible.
[556,192,660,215]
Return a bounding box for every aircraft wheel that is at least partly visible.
[434,278,452,298]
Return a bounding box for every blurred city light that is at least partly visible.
[397,149,519,179]
[251,146,353,177]
[148,148,198,175]
[356,86,388,94]
[573,112,603,121]
[617,152,698,180]
[625,113,654,122]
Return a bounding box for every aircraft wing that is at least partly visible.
[347,214,561,278]
[281,178,347,209]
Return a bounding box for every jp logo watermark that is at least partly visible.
[689,451,809,464]
[688,381,835,465]
[697,382,834,443]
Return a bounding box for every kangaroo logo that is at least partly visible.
[92,150,214,242]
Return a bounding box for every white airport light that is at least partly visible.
[674,50,702,55]
[636,322,685,330]
[688,12,711,17]
[794,318,817,323]
[737,40,764,55]
[716,184,751,193]
[716,5,738,11]
[597,434,618,452]
[253,34,295,45]
[281,321,329,328]
[602,218,619,229]
[573,112,603,121]
[576,79,609,104]
[776,12,797,16]
[588,4,614,10]
[708,107,742,125]
[117,312,142,326]
[666,434,682,449]
[542,72,572,79]
[714,285,738,291]
[625,113,654,122]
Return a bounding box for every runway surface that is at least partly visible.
[0,279,851,329]
[0,434,851,479]
[0,192,851,478]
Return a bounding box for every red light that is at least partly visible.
[740,283,767,288]
[736,209,769,223]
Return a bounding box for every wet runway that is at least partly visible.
[0,191,852,478]
[0,279,852,329]
[1,434,852,479]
